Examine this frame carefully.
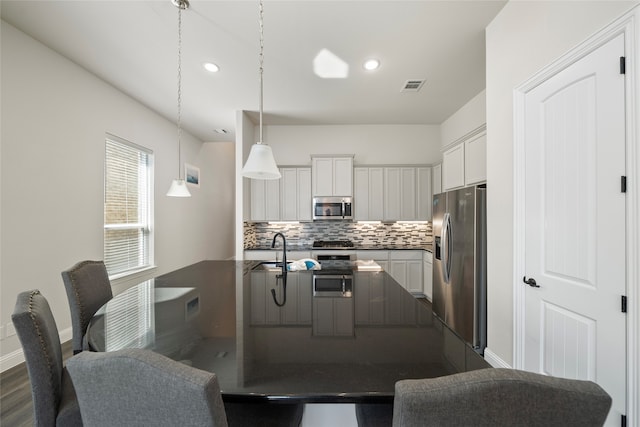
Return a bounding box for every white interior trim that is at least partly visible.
[513,6,639,425]
[484,348,512,369]
[441,123,487,153]
[0,328,72,372]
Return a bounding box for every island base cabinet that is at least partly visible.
[313,298,354,337]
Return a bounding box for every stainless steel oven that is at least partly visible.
[312,197,353,220]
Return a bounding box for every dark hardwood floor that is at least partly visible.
[0,340,73,426]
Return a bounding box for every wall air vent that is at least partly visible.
[401,79,426,92]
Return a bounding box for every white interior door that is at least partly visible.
[522,34,626,425]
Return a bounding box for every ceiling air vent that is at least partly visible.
[401,79,426,92]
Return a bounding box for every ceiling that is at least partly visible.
[1,0,506,142]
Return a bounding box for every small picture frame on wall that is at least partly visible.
[184,163,200,187]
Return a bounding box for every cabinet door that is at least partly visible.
[384,168,401,221]
[417,167,432,220]
[250,179,266,221]
[442,144,465,191]
[251,173,281,221]
[297,168,312,220]
[432,163,442,195]
[312,157,334,196]
[465,132,487,185]
[423,253,433,302]
[369,167,385,220]
[333,157,353,196]
[354,168,370,220]
[406,260,423,294]
[389,260,407,289]
[281,168,297,220]
[265,178,281,220]
[400,168,417,220]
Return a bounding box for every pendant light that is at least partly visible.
[167,0,192,197]
[241,0,281,180]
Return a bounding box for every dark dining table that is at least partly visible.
[86,260,488,404]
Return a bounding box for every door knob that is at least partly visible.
[523,276,539,288]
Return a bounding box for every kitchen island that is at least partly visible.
[86,260,486,404]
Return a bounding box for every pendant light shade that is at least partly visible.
[167,0,191,197]
[241,0,281,180]
[242,143,281,179]
[166,179,191,197]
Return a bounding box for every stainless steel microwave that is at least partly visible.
[312,197,353,220]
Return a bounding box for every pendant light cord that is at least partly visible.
[177,4,183,178]
[258,0,264,144]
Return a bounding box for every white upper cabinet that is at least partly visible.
[296,168,312,221]
[442,144,465,191]
[251,176,281,221]
[464,132,487,185]
[354,167,384,221]
[251,167,311,222]
[417,167,432,220]
[432,163,442,195]
[383,166,431,221]
[312,156,354,196]
[442,127,486,192]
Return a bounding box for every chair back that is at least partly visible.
[66,348,229,427]
[393,368,612,427]
[12,289,82,426]
[61,260,113,353]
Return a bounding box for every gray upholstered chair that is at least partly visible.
[66,348,229,427]
[12,290,83,426]
[67,348,304,427]
[392,368,612,427]
[61,260,113,354]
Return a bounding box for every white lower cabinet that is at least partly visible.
[356,250,389,272]
[388,251,424,295]
[423,251,433,301]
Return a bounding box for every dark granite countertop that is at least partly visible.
[86,260,482,403]
[245,244,433,252]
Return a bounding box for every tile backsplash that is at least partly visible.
[244,221,433,248]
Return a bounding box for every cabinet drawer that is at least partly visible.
[389,250,423,261]
[356,250,388,261]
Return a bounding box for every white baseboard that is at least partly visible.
[0,327,72,373]
[483,348,512,369]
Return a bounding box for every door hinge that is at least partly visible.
[622,295,627,313]
[620,57,626,74]
[621,176,627,193]
[621,414,627,427]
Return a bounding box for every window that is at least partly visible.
[104,134,153,277]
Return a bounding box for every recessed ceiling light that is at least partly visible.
[203,62,220,73]
[363,59,380,71]
[214,128,228,134]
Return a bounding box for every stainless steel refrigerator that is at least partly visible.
[432,185,487,354]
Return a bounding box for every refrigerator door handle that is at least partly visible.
[442,212,452,283]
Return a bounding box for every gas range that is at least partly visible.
[312,240,355,249]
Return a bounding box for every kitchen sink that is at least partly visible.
[251,261,290,272]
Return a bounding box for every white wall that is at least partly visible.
[0,21,234,368]
[260,124,441,166]
[485,0,637,367]
[440,89,486,149]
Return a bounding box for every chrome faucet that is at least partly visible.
[271,232,287,277]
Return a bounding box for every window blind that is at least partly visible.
[104,135,153,276]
